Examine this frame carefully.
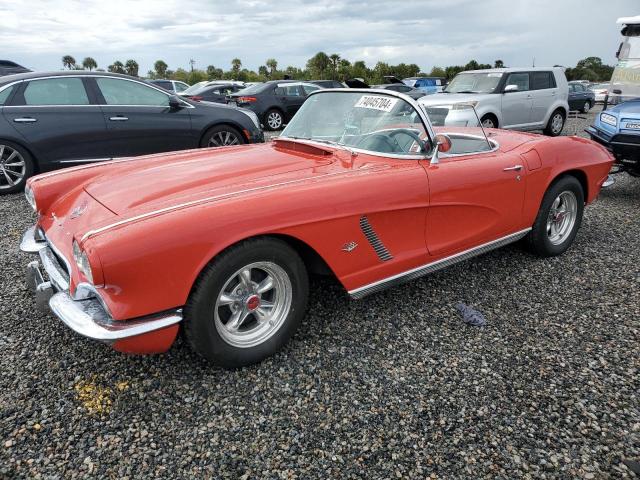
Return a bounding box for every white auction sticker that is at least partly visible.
[354,95,398,112]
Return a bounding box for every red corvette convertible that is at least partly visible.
[21,89,613,367]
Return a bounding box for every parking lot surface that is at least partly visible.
[1,107,639,478]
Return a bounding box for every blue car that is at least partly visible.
[403,77,446,95]
[586,100,640,177]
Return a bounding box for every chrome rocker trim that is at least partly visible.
[349,228,532,299]
[21,226,182,341]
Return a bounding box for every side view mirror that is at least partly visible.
[430,133,452,164]
[169,95,183,110]
[503,84,519,93]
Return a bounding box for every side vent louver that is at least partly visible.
[359,215,393,262]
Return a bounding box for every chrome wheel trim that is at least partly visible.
[0,145,26,190]
[551,113,564,134]
[267,112,282,129]
[583,101,590,113]
[214,261,292,348]
[482,117,495,128]
[546,191,577,245]
[208,130,240,147]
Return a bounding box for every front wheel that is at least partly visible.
[480,114,498,129]
[582,101,591,113]
[0,141,34,194]
[200,125,245,148]
[264,109,284,131]
[543,109,565,136]
[526,176,584,257]
[184,237,309,368]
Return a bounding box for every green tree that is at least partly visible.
[258,65,269,79]
[329,53,341,79]
[306,52,331,79]
[206,65,223,80]
[108,61,125,74]
[188,69,207,84]
[154,60,168,78]
[265,58,278,76]
[82,57,97,71]
[125,59,139,77]
[429,66,446,77]
[62,55,76,70]
[231,58,242,73]
[494,59,505,68]
[172,68,189,83]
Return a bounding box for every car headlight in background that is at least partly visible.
[601,113,617,127]
[238,107,261,130]
[452,101,479,109]
[73,240,93,284]
[25,184,36,211]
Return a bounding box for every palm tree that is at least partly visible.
[329,53,340,79]
[82,57,97,71]
[108,61,125,74]
[62,55,76,70]
[154,60,168,78]
[125,59,139,77]
[231,58,242,73]
[265,58,278,76]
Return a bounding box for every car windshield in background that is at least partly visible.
[237,83,270,95]
[444,72,503,93]
[282,91,428,155]
[181,81,208,95]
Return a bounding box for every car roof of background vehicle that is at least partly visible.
[461,67,565,74]
[617,15,640,24]
[0,70,149,86]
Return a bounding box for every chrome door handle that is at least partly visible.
[503,165,523,172]
[13,117,37,123]
[109,116,128,121]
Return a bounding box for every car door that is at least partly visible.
[2,76,109,165]
[568,84,578,110]
[276,84,306,120]
[421,136,526,257]
[91,76,194,157]
[500,72,533,128]
[530,71,558,124]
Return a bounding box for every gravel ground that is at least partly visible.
[1,106,639,479]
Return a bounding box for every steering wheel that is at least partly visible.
[387,129,426,153]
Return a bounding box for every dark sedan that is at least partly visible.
[229,80,323,130]
[0,60,30,77]
[181,82,245,104]
[0,71,263,193]
[568,82,596,113]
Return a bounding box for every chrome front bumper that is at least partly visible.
[21,226,182,342]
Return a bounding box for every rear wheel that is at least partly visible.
[480,114,498,129]
[527,176,584,257]
[264,109,284,131]
[582,101,591,113]
[184,237,309,368]
[200,125,245,148]
[544,109,565,136]
[0,141,34,194]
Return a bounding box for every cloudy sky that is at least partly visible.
[0,0,636,74]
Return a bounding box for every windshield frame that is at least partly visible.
[279,88,437,160]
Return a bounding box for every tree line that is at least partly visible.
[60,53,615,85]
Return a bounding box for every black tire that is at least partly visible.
[184,237,309,368]
[543,109,566,136]
[480,114,498,129]
[582,101,591,114]
[526,175,584,257]
[264,109,284,131]
[0,140,34,194]
[200,125,245,148]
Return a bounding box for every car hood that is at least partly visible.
[606,99,640,116]
[418,92,494,105]
[84,142,335,215]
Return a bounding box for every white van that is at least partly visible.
[418,67,570,136]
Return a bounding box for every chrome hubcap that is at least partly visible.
[208,130,240,147]
[267,112,282,129]
[0,145,26,189]
[551,113,564,134]
[482,118,495,128]
[546,191,577,245]
[214,261,292,348]
[584,101,590,112]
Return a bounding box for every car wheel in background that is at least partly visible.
[544,109,565,136]
[480,114,498,129]
[264,109,284,131]
[526,175,584,257]
[184,237,309,368]
[0,141,34,194]
[201,125,245,148]
[582,101,591,113]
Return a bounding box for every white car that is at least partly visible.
[418,67,570,136]
[589,83,609,103]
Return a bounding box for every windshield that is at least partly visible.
[445,72,503,94]
[282,91,429,156]
[237,83,269,95]
[182,81,208,95]
[610,33,640,103]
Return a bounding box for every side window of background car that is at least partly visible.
[302,84,320,96]
[23,78,90,105]
[506,73,530,92]
[277,85,301,97]
[531,72,553,90]
[0,85,15,105]
[96,78,169,106]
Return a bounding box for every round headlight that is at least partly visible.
[72,240,93,284]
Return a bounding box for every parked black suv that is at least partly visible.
[0,71,263,193]
[229,80,324,130]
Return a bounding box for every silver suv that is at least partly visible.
[418,67,569,136]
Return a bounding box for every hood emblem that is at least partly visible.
[70,203,87,219]
[342,241,358,252]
